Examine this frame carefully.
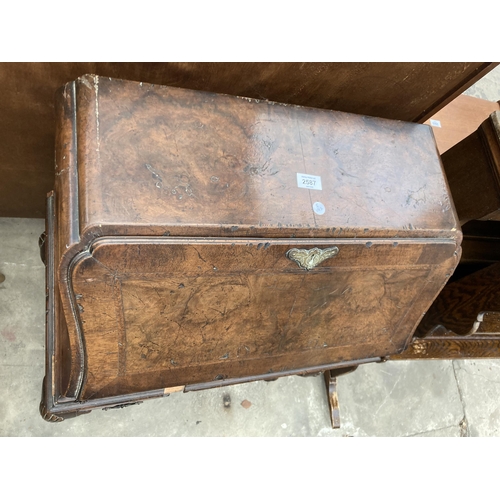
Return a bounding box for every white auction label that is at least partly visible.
[297,173,322,190]
[313,201,326,215]
[430,119,441,128]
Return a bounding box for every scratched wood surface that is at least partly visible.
[41,75,462,419]
[75,75,459,240]
[2,62,496,218]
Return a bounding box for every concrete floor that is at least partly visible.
[1,67,500,437]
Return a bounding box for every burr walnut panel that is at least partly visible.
[70,238,458,399]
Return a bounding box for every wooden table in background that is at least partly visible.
[425,94,500,154]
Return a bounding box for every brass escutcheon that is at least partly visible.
[286,246,339,271]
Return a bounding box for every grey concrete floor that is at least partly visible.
[1,67,500,437]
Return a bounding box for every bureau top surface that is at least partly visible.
[69,75,459,240]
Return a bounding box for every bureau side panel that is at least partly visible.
[54,83,83,398]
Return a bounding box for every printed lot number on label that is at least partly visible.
[297,173,322,190]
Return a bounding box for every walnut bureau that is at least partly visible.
[40,75,461,421]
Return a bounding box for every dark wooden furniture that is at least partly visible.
[324,366,358,428]
[392,262,500,361]
[40,75,461,421]
[441,111,500,225]
[1,62,496,218]
[392,215,500,362]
